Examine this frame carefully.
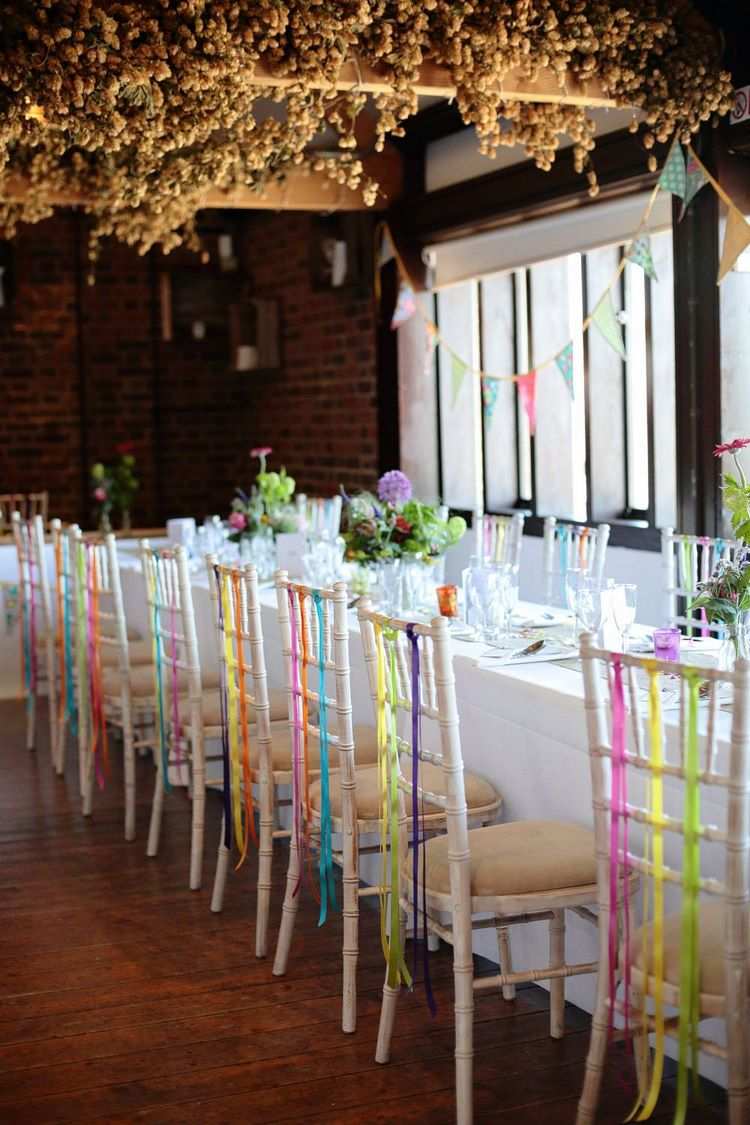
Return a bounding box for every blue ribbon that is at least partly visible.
[152,555,171,793]
[406,624,436,1015]
[313,591,336,925]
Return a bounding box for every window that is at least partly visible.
[404,226,677,543]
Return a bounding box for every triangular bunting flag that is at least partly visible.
[451,352,468,405]
[482,377,500,422]
[554,341,575,398]
[679,153,709,220]
[658,139,687,200]
[390,280,416,329]
[627,235,658,282]
[718,205,750,284]
[591,291,627,360]
[517,370,537,435]
[378,225,395,267]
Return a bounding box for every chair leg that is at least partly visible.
[341,825,359,1034]
[495,921,516,1001]
[255,775,274,959]
[81,739,95,818]
[453,941,475,1125]
[375,977,400,1065]
[272,830,301,977]
[549,909,566,1039]
[189,730,205,891]
[147,768,165,858]
[46,643,59,774]
[55,713,67,777]
[576,972,610,1124]
[123,702,136,843]
[26,692,35,752]
[210,814,230,914]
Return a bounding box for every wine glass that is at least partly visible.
[611,583,638,653]
[564,567,583,643]
[498,565,520,638]
[575,578,604,639]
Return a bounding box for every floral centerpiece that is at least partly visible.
[691,438,750,659]
[228,447,297,543]
[91,442,139,531]
[342,470,466,605]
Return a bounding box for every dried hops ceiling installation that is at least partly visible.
[0,1,733,259]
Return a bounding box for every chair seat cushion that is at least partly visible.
[310,761,499,822]
[215,723,380,773]
[178,687,288,727]
[102,661,219,697]
[420,820,596,898]
[632,901,749,998]
[101,640,152,668]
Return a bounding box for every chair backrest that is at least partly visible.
[474,512,525,570]
[543,517,610,603]
[12,512,52,694]
[1,492,48,533]
[358,600,467,988]
[140,542,203,775]
[208,558,274,854]
[580,632,750,1099]
[296,494,343,539]
[661,527,740,636]
[51,519,81,732]
[275,570,355,911]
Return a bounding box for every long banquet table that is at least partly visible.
[116,541,732,1087]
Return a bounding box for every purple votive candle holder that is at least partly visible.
[653,626,681,662]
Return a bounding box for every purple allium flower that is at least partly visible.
[377,470,412,506]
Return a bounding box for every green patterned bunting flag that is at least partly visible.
[628,234,658,281]
[659,139,687,200]
[482,377,499,422]
[451,352,468,405]
[680,152,708,218]
[555,342,575,398]
[591,291,627,360]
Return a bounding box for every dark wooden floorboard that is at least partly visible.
[0,699,726,1124]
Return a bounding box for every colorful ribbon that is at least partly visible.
[675,672,702,1124]
[406,624,435,1014]
[86,546,109,788]
[148,555,171,793]
[287,585,304,894]
[215,566,233,850]
[375,623,411,991]
[313,590,336,925]
[74,540,89,750]
[62,536,77,735]
[609,657,630,1041]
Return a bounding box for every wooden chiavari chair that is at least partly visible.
[662,527,740,637]
[361,607,597,1125]
[543,517,610,605]
[11,512,57,760]
[474,512,525,570]
[1,492,48,535]
[577,635,750,1125]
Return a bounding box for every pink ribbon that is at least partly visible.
[287,587,303,894]
[609,657,630,1041]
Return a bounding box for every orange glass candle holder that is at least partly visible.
[436,584,459,618]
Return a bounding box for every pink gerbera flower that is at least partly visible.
[713,438,750,457]
[94,486,107,502]
[228,511,247,531]
[250,446,272,458]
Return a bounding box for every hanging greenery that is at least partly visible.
[0,1,733,262]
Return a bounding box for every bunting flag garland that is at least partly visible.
[517,369,537,435]
[627,235,658,282]
[679,152,709,220]
[391,280,417,329]
[592,291,627,360]
[718,205,750,283]
[658,138,687,200]
[481,376,499,422]
[451,352,468,405]
[423,320,437,377]
[555,341,575,398]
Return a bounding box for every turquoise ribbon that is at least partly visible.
[312,590,336,925]
[152,555,171,793]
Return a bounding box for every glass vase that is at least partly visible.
[719,614,750,672]
[376,558,401,614]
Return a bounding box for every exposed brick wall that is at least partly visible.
[0,209,381,527]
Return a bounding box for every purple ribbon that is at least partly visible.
[406,624,436,1015]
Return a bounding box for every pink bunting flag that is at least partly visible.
[517,370,537,435]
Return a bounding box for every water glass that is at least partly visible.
[610,582,638,652]
[575,578,604,638]
[463,559,493,638]
[498,566,520,637]
[653,626,681,662]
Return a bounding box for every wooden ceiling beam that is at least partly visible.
[248,57,620,109]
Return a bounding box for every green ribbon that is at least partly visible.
[312,590,336,924]
[675,672,702,1123]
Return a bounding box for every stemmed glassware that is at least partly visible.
[575,577,604,639]
[610,582,638,653]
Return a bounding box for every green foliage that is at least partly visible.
[342,490,466,564]
[722,472,750,543]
